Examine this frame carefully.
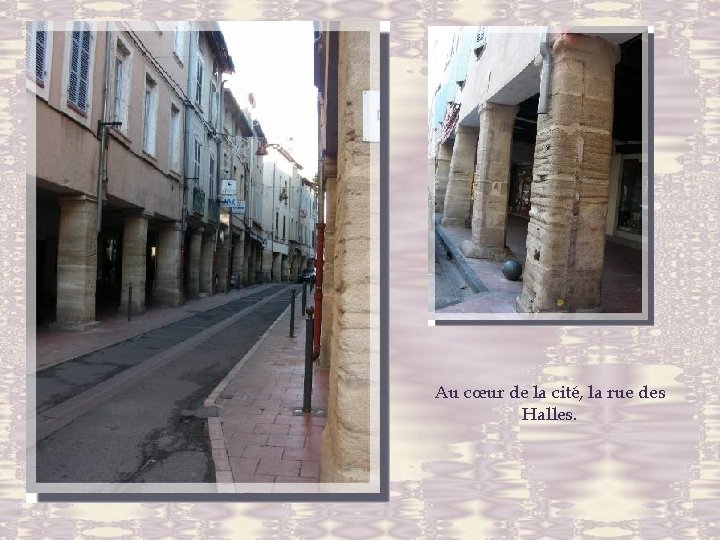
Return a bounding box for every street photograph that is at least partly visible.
[429,26,650,323]
[28,20,381,494]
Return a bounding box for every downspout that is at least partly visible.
[538,28,553,115]
[96,22,113,231]
[180,27,195,301]
[312,160,324,360]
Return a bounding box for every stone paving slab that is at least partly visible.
[205,304,329,488]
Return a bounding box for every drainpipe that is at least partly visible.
[96,22,113,231]
[180,26,196,301]
[312,161,324,360]
[538,28,553,115]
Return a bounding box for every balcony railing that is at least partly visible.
[208,198,220,223]
[192,186,205,216]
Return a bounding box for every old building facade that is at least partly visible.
[430,27,645,313]
[29,22,269,329]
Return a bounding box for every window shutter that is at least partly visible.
[68,29,81,106]
[25,22,33,75]
[35,22,46,82]
[77,29,92,111]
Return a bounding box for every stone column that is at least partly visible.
[281,254,290,282]
[55,196,98,329]
[154,222,183,307]
[232,233,245,287]
[199,232,214,295]
[320,31,376,484]
[441,124,479,228]
[319,162,337,369]
[119,214,149,315]
[216,230,231,293]
[517,34,619,313]
[460,103,518,260]
[187,229,202,298]
[434,141,453,213]
[261,249,273,283]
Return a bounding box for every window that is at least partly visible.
[173,23,184,61]
[282,216,286,240]
[275,212,279,237]
[113,40,130,131]
[193,137,202,183]
[169,104,181,171]
[67,23,93,114]
[209,82,216,124]
[26,21,48,86]
[472,27,487,58]
[195,56,204,106]
[142,74,158,155]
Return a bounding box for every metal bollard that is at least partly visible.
[302,305,315,413]
[301,280,307,314]
[289,289,297,338]
[127,282,132,322]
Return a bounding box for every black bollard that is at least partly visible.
[127,282,132,322]
[290,289,297,338]
[301,280,307,314]
[303,305,314,413]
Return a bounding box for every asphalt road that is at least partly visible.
[35,284,294,483]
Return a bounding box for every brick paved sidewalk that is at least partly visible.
[34,285,276,372]
[206,303,329,490]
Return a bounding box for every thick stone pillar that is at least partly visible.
[517,34,619,313]
[271,253,281,282]
[119,214,149,315]
[55,196,98,329]
[232,233,245,287]
[216,230,231,293]
[199,232,214,295]
[434,141,453,213]
[320,31,376,484]
[154,223,183,307]
[187,230,203,298]
[461,103,518,260]
[261,249,273,283]
[281,254,290,282]
[441,124,479,227]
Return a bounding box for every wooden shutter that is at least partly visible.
[68,23,92,112]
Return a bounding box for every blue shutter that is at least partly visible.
[77,29,92,111]
[68,24,92,113]
[35,24,46,82]
[68,29,81,106]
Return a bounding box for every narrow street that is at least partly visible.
[35,284,296,483]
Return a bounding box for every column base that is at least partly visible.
[440,217,468,228]
[460,241,513,262]
[154,289,183,307]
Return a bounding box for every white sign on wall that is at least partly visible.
[220,180,237,195]
[362,90,380,142]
